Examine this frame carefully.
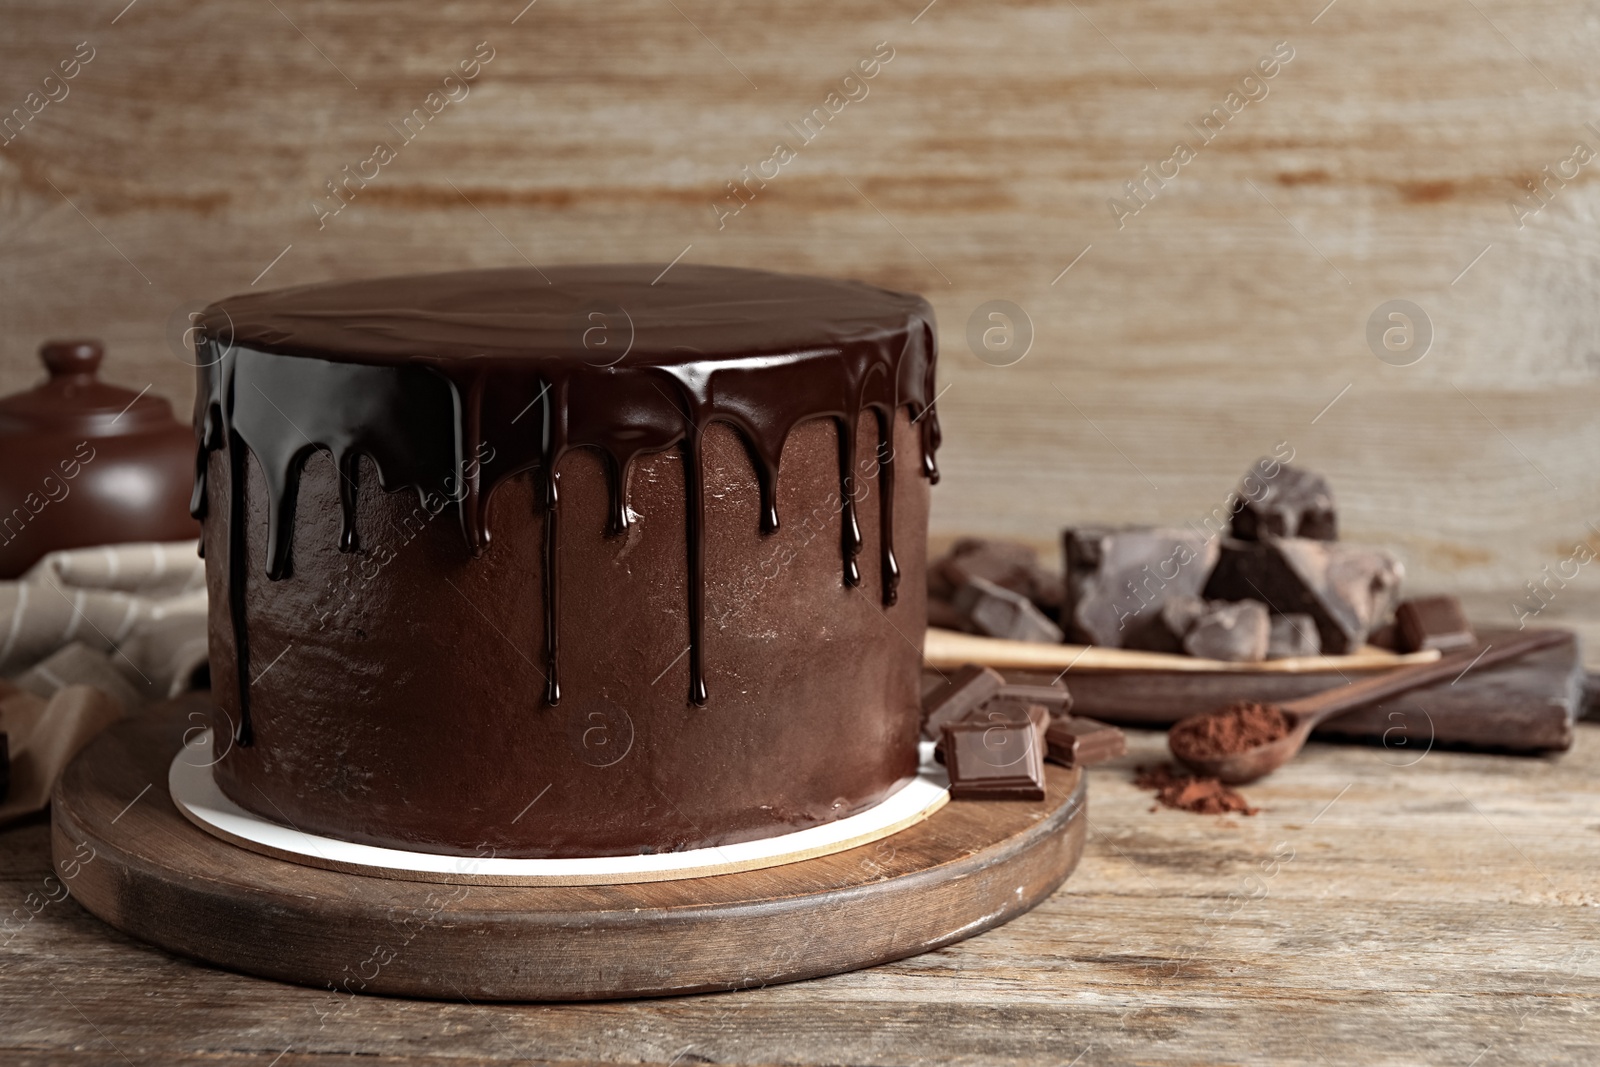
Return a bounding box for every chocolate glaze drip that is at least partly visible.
[191,265,938,741]
[225,431,252,746]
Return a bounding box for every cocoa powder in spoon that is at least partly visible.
[1168,701,1292,762]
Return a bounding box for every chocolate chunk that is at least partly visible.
[931,538,1062,618]
[1204,538,1403,654]
[934,537,1034,592]
[927,595,972,633]
[940,717,1047,800]
[1026,572,1064,620]
[1232,461,1337,541]
[1123,595,1207,655]
[1044,715,1127,767]
[921,663,1005,739]
[1394,595,1475,653]
[953,577,1065,644]
[1267,613,1321,659]
[1062,527,1219,647]
[1182,599,1269,662]
[1367,621,1398,650]
[0,732,8,803]
[1124,596,1267,662]
[997,681,1073,715]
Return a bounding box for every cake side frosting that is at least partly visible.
[191,265,940,747]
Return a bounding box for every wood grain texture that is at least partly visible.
[5,717,1599,1063]
[48,700,1085,1000]
[3,0,1598,609]
[925,625,1438,672]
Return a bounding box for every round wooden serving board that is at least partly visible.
[51,699,1087,1001]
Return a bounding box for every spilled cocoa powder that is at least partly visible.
[1168,701,1292,761]
[1134,763,1261,816]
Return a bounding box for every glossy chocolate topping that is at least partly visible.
[191,265,939,744]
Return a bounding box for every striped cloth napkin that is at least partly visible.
[0,540,208,824]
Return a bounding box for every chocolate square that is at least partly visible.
[952,576,1064,644]
[1394,595,1475,653]
[1044,715,1127,768]
[920,663,1005,740]
[940,718,1047,800]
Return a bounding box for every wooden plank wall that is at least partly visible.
[2,0,1597,626]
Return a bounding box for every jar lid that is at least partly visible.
[0,340,180,436]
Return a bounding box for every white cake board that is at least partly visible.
[170,731,950,886]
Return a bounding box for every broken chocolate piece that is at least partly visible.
[1267,613,1321,659]
[1123,595,1206,655]
[921,663,1005,740]
[941,717,1047,800]
[953,576,1065,644]
[1204,537,1403,654]
[930,538,1031,601]
[1125,596,1268,662]
[1367,621,1398,650]
[1394,595,1475,653]
[1182,599,1269,662]
[1062,527,1219,647]
[927,595,972,633]
[1044,715,1127,767]
[1232,461,1337,541]
[1026,571,1064,620]
[931,537,1063,619]
[997,681,1073,715]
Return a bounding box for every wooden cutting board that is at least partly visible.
[929,629,1585,754]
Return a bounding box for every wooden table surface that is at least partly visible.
[3,716,1597,1066]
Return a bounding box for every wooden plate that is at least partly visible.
[50,698,1087,1001]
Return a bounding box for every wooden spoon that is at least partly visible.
[1168,629,1570,784]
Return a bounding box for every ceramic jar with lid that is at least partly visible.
[0,340,197,579]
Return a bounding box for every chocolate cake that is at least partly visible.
[190,264,940,858]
